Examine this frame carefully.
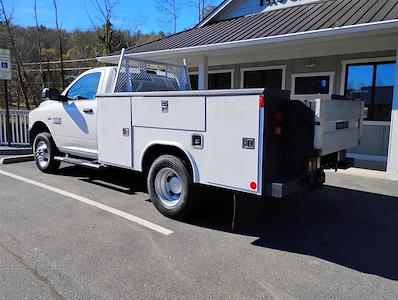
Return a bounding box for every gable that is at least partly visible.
[205,0,321,25]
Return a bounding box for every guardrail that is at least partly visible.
[0,110,31,146]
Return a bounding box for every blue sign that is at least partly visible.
[1,62,8,69]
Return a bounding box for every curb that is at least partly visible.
[0,154,34,165]
[0,148,33,156]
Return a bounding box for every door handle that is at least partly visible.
[83,108,93,113]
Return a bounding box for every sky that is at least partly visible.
[5,0,220,34]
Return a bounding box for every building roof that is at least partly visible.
[118,0,398,56]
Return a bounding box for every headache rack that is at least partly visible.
[113,48,192,93]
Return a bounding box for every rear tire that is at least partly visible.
[33,132,61,173]
[147,155,197,219]
[309,170,325,189]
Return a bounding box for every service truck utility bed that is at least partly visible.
[97,89,265,194]
[96,88,363,197]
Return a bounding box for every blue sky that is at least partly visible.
[6,0,220,33]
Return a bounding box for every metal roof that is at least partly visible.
[120,0,398,56]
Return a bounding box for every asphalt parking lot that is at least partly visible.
[1,161,398,299]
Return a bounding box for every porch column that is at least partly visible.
[198,55,208,90]
[386,49,398,180]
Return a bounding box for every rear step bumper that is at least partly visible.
[54,156,107,170]
[264,179,300,198]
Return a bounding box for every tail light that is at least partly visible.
[273,126,282,135]
[259,95,265,108]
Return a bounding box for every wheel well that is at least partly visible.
[29,122,50,146]
[142,145,194,177]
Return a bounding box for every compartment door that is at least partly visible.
[205,95,262,194]
[131,96,205,131]
[97,96,133,167]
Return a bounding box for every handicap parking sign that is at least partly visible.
[0,49,11,80]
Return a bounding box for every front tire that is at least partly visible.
[33,132,61,173]
[147,155,197,219]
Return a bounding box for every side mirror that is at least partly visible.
[41,88,61,101]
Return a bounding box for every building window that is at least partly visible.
[189,71,233,90]
[294,76,330,95]
[291,72,334,100]
[243,69,283,89]
[208,72,232,90]
[345,62,395,121]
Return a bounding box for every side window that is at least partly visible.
[66,72,101,100]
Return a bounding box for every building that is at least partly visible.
[100,0,398,180]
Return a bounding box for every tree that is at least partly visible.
[53,0,65,90]
[34,0,45,88]
[89,0,119,55]
[189,0,217,23]
[0,0,38,109]
[156,0,181,34]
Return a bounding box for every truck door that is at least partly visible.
[52,71,102,158]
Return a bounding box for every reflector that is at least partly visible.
[250,182,257,190]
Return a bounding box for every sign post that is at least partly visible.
[0,49,12,146]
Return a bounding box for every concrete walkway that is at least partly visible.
[326,168,386,180]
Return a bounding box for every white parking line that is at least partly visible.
[0,169,173,236]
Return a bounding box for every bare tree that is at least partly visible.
[88,0,119,55]
[189,0,216,23]
[0,0,38,109]
[34,0,45,88]
[53,0,65,90]
[156,0,181,34]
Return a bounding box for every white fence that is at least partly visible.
[0,110,31,146]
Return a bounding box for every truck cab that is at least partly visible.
[29,67,116,160]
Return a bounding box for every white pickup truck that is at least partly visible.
[29,54,364,218]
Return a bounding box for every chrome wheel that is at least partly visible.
[35,141,50,169]
[154,168,183,207]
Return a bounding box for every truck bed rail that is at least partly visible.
[113,49,192,93]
